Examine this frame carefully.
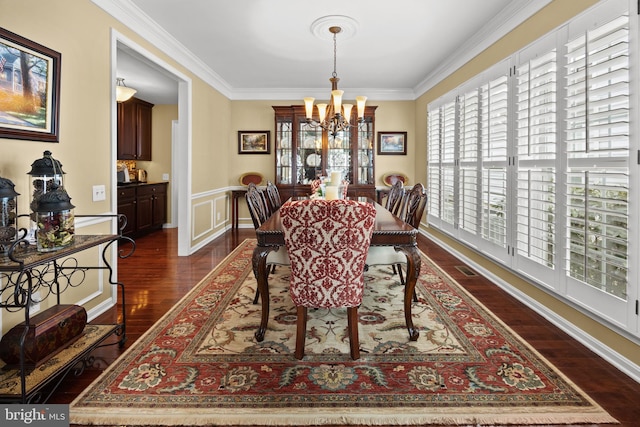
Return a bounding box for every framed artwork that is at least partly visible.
[377,131,407,155]
[238,131,270,154]
[0,27,61,142]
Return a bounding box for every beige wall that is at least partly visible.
[414,0,640,367]
[137,104,178,224]
[0,0,232,327]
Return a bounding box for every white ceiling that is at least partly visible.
[106,0,551,105]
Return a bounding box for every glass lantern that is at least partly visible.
[34,188,75,252]
[27,150,66,241]
[0,177,19,255]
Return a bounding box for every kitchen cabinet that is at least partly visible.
[272,105,377,201]
[117,97,154,160]
[116,186,136,236]
[117,183,167,237]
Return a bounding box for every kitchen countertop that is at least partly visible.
[117,181,167,187]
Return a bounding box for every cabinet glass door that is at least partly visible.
[356,119,374,185]
[327,130,351,183]
[298,122,323,184]
[276,119,293,184]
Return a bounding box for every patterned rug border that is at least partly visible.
[70,239,617,426]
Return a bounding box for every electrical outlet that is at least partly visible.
[92,184,106,201]
[217,212,221,221]
[162,173,169,181]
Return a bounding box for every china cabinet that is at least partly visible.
[272,105,377,200]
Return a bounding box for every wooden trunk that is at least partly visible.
[0,304,87,368]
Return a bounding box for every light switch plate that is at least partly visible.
[92,185,106,201]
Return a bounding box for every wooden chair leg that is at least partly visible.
[347,307,360,360]
[295,306,307,360]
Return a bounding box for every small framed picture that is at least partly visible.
[238,131,270,154]
[377,131,407,155]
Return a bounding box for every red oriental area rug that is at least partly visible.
[70,239,617,426]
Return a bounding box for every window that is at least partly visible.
[427,0,635,336]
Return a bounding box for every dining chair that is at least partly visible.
[245,183,289,303]
[385,179,405,215]
[280,199,376,360]
[366,183,427,302]
[265,181,282,214]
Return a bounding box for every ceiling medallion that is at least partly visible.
[310,15,359,41]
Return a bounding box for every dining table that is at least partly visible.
[252,198,421,343]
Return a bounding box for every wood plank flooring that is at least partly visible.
[49,228,639,426]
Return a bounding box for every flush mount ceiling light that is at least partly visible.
[304,17,366,137]
[115,77,137,103]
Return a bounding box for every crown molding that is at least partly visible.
[413,0,552,97]
[231,87,417,102]
[92,0,233,98]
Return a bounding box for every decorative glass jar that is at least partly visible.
[27,150,66,240]
[34,189,75,252]
[0,177,19,255]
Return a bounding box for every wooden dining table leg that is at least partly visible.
[253,244,273,342]
[399,245,421,341]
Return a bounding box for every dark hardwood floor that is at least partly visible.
[50,228,639,426]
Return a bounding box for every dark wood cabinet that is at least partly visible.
[272,105,377,201]
[116,186,137,236]
[117,97,154,160]
[117,183,167,237]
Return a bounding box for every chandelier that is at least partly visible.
[303,26,366,137]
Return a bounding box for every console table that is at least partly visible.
[0,219,133,403]
[231,189,248,230]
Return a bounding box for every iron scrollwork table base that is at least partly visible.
[0,215,135,403]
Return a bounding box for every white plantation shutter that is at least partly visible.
[480,75,509,247]
[441,101,456,226]
[458,90,480,235]
[516,49,557,270]
[427,107,442,220]
[564,13,629,300]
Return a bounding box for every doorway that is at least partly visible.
[112,30,192,255]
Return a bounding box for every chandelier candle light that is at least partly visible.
[304,26,366,137]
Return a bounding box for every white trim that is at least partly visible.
[192,200,215,241]
[422,229,640,384]
[168,120,179,228]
